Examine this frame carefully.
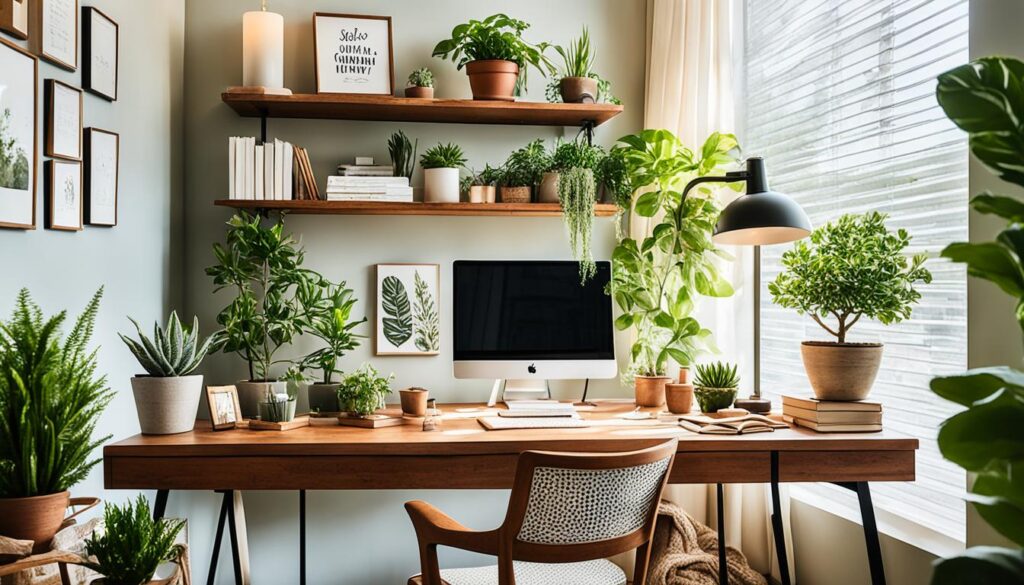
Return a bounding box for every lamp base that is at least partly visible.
[226,86,293,96]
[734,395,772,414]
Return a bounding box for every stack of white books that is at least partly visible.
[228,137,294,200]
[337,163,395,177]
[326,176,413,202]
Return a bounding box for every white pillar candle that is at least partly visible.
[242,10,284,89]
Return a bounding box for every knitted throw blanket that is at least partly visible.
[649,500,768,585]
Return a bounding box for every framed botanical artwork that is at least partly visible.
[313,13,394,95]
[0,38,37,230]
[207,385,243,431]
[34,0,76,70]
[84,128,118,226]
[45,159,81,231]
[376,264,440,356]
[82,7,117,101]
[0,0,29,40]
[45,79,82,161]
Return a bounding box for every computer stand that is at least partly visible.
[487,379,552,407]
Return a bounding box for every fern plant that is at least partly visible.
[694,361,740,389]
[84,495,185,585]
[412,271,440,352]
[407,67,435,88]
[119,312,221,377]
[420,143,467,169]
[0,288,113,497]
[387,131,418,180]
[558,167,598,283]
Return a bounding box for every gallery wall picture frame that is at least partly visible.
[33,0,76,70]
[313,12,394,95]
[82,6,117,101]
[44,78,82,161]
[83,128,118,226]
[207,385,243,431]
[375,263,441,356]
[0,38,37,230]
[44,159,82,231]
[0,0,30,40]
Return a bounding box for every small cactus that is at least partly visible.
[120,312,221,377]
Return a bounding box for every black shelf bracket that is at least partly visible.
[581,120,596,146]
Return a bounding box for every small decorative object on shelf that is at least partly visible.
[546,27,619,105]
[229,0,291,96]
[498,139,550,203]
[83,495,187,585]
[405,67,435,99]
[375,264,440,355]
[313,12,394,95]
[420,143,466,203]
[82,7,118,101]
[693,362,740,414]
[206,385,242,431]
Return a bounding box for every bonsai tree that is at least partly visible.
[119,312,222,377]
[297,281,366,385]
[337,364,394,417]
[407,67,434,88]
[84,495,185,585]
[551,139,606,282]
[769,212,932,344]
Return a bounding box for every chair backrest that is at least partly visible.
[501,439,677,563]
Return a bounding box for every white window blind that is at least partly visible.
[743,0,968,543]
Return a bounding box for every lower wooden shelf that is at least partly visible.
[214,199,620,217]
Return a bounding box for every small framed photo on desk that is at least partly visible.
[207,385,242,430]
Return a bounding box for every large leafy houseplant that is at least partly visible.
[297,281,365,385]
[84,495,186,585]
[927,56,1024,584]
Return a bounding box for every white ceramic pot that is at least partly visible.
[423,167,460,203]
[130,375,204,435]
[236,380,288,419]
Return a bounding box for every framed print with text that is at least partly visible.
[84,128,118,226]
[35,0,77,70]
[313,13,393,95]
[45,79,82,160]
[0,0,29,40]
[82,6,117,100]
[0,38,37,229]
[45,159,82,231]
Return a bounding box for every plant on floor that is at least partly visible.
[408,67,435,88]
[928,56,1024,584]
[609,130,740,380]
[119,312,222,377]
[500,139,551,188]
[544,27,620,105]
[296,281,366,385]
[83,495,185,585]
[387,131,418,180]
[693,361,739,413]
[420,143,467,169]
[337,364,394,416]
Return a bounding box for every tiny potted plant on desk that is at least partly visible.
[769,212,931,401]
[693,361,740,414]
[337,364,395,427]
[432,13,552,101]
[421,143,467,203]
[120,312,222,435]
[546,27,620,105]
[405,67,435,99]
[83,495,186,585]
[498,139,551,203]
[298,281,366,414]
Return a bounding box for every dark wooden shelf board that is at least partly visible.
[221,92,623,127]
[214,199,619,217]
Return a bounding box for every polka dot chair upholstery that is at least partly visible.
[405,439,678,585]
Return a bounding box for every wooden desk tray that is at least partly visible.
[249,416,310,431]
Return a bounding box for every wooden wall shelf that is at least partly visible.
[221,92,623,127]
[214,200,620,217]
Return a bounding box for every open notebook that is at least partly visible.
[676,413,789,435]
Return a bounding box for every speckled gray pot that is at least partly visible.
[131,375,203,435]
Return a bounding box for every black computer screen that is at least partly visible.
[453,261,614,361]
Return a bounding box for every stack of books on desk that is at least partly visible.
[781,395,882,432]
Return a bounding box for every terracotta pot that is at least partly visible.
[131,375,203,435]
[405,86,434,99]
[465,60,519,101]
[634,376,670,407]
[235,380,287,419]
[801,341,883,401]
[0,491,70,553]
[665,383,694,414]
[678,367,691,384]
[559,76,599,103]
[424,167,461,203]
[400,387,429,417]
[468,185,495,203]
[537,172,560,203]
[500,186,531,203]
[307,383,340,413]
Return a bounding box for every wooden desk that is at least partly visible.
[104,402,916,585]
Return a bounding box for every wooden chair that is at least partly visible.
[405,439,678,585]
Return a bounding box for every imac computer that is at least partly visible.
[452,260,617,406]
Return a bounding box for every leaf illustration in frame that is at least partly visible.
[412,270,440,353]
[381,275,412,347]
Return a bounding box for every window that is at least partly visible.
[743,0,969,546]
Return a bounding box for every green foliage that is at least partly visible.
[460,164,501,194]
[119,312,221,377]
[555,27,594,78]
[928,56,1024,585]
[769,212,932,343]
[296,281,366,384]
[420,143,467,169]
[559,167,598,283]
[0,289,112,498]
[407,67,434,88]
[381,275,412,348]
[500,139,551,188]
[596,148,631,209]
[431,13,553,94]
[337,364,394,416]
[412,271,440,352]
[387,131,418,180]
[609,130,740,377]
[83,495,185,585]
[694,361,739,389]
[551,139,604,172]
[205,214,323,381]
[0,109,30,190]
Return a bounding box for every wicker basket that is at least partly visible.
[499,186,532,203]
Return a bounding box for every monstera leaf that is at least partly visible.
[380,276,412,348]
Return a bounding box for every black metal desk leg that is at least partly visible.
[770,452,792,585]
[300,490,307,585]
[717,483,728,585]
[153,489,169,520]
[207,492,230,585]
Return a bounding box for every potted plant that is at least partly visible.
[550,139,606,282]
[596,148,630,208]
[119,312,221,435]
[387,130,418,181]
[83,495,186,585]
[0,289,113,552]
[432,13,552,101]
[461,164,500,203]
[337,364,394,417]
[206,213,324,417]
[258,385,297,422]
[692,362,739,413]
[609,131,740,406]
[405,67,435,99]
[298,282,366,414]
[498,139,550,203]
[769,212,931,401]
[421,143,467,203]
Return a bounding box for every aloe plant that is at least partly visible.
[84,495,185,585]
[694,361,739,389]
[119,312,221,377]
[420,143,467,169]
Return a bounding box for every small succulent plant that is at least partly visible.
[408,67,435,88]
[694,361,739,413]
[420,142,467,169]
[120,312,221,377]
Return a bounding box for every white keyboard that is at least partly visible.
[478,416,589,430]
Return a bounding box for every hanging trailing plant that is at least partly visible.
[558,167,598,283]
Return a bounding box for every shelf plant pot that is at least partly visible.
[695,387,738,413]
[405,86,434,99]
[0,491,70,553]
[400,387,429,417]
[559,76,598,103]
[665,383,694,414]
[235,380,287,419]
[130,375,203,435]
[258,399,297,423]
[500,186,531,203]
[468,185,495,203]
[424,167,460,203]
[465,59,519,101]
[801,341,883,401]
[307,383,340,414]
[634,375,670,407]
[537,172,560,203]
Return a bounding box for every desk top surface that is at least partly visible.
[105,401,917,458]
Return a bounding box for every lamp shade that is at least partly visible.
[712,158,812,246]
